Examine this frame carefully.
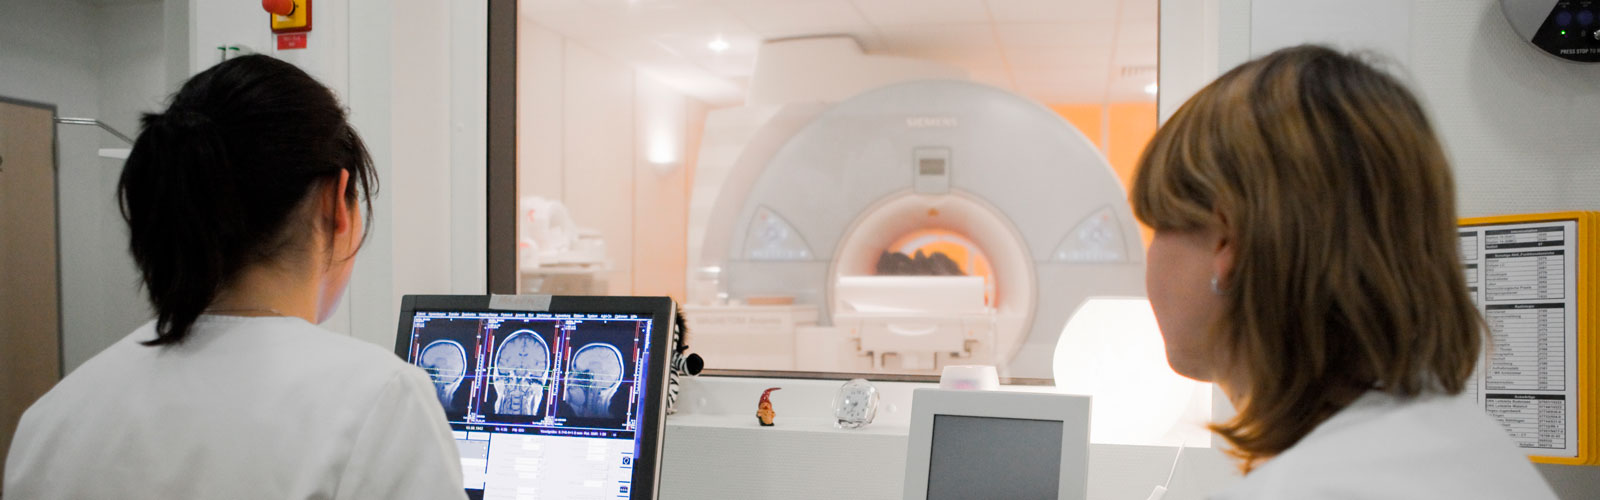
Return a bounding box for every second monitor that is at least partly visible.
[902,388,1091,500]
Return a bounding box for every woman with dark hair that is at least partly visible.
[1134,45,1556,498]
[4,55,466,499]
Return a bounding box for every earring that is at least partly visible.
[1210,275,1224,295]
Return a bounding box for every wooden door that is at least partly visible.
[0,98,61,482]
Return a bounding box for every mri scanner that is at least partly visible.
[684,37,1146,379]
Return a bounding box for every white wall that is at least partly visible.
[1403,4,1600,493]
[563,41,638,292]
[1410,1,1600,219]
[1157,0,1252,123]
[0,0,178,373]
[345,0,398,349]
[0,0,490,364]
[0,0,109,373]
[516,21,707,301]
[87,1,170,362]
[182,0,489,349]
[96,3,169,139]
[355,0,489,346]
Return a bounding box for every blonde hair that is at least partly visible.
[1131,45,1480,472]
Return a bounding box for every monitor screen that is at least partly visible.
[927,415,1063,500]
[401,309,655,499]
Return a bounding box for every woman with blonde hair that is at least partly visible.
[1134,45,1556,498]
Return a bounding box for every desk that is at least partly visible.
[658,378,1239,499]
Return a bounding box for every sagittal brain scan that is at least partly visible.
[564,343,626,418]
[420,340,468,408]
[490,329,552,416]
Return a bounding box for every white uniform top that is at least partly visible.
[1214,390,1557,499]
[4,315,467,500]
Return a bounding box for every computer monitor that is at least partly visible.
[395,295,676,500]
[902,389,1091,500]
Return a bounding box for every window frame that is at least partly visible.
[484,0,1157,387]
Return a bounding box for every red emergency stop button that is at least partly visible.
[263,0,295,16]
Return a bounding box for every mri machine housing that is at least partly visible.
[687,40,1146,379]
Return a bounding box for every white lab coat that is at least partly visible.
[4,315,467,500]
[1213,390,1557,499]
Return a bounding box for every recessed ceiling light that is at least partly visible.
[1143,82,1158,96]
[708,37,730,53]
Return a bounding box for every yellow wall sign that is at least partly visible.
[1459,211,1600,465]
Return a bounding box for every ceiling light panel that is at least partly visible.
[655,33,760,76]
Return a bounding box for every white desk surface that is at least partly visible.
[660,377,1240,500]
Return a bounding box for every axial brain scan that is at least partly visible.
[491,330,552,416]
[419,340,468,408]
[564,343,625,418]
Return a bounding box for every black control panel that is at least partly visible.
[1532,1,1600,62]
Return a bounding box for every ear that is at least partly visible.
[322,170,353,237]
[1211,212,1236,285]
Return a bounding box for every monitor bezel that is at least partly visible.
[395,294,677,500]
[901,388,1091,500]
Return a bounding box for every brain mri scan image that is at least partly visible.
[419,340,468,409]
[563,343,626,418]
[491,329,552,416]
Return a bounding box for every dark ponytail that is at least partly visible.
[118,55,377,346]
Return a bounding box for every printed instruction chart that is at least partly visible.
[1460,215,1592,464]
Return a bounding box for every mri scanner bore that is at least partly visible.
[405,314,646,429]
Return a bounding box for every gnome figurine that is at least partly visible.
[756,387,781,426]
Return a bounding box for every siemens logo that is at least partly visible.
[905,117,959,128]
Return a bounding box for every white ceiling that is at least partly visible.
[522,0,1158,107]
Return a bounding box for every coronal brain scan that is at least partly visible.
[420,340,468,408]
[564,343,626,418]
[491,329,552,416]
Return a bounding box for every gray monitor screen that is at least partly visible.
[927,415,1062,500]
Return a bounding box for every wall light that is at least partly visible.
[646,130,681,173]
[1144,82,1159,96]
[1053,297,1211,446]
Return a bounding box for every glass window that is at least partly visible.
[508,0,1160,381]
